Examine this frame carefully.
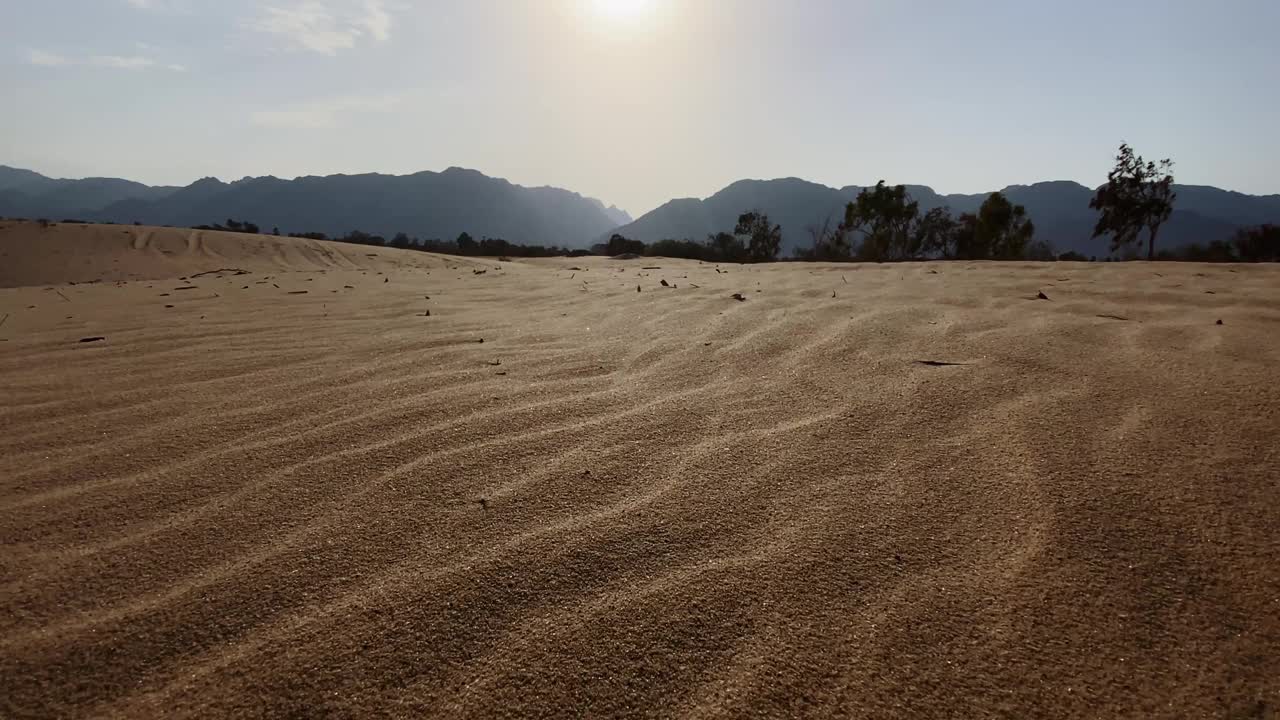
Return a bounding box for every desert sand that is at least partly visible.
[1,219,1278,718]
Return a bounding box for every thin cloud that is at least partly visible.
[26,49,71,67]
[250,95,403,129]
[247,0,393,54]
[90,55,156,70]
[123,0,187,10]
[24,48,184,71]
[358,0,391,42]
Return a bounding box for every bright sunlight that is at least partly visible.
[591,0,653,22]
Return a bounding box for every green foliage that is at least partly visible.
[710,231,749,262]
[1178,240,1237,262]
[605,233,646,256]
[456,232,476,252]
[1090,143,1176,260]
[643,238,713,262]
[913,207,958,259]
[802,217,851,260]
[955,192,1036,260]
[734,211,782,262]
[841,181,920,261]
[1024,238,1056,261]
[195,218,259,234]
[1231,224,1280,262]
[806,185,1035,262]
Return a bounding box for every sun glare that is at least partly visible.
[592,0,652,22]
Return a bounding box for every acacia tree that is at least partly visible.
[840,181,920,261]
[456,231,477,253]
[1090,143,1175,260]
[734,210,782,262]
[805,216,850,260]
[970,192,1035,259]
[913,206,958,258]
[708,231,747,262]
[1231,224,1280,262]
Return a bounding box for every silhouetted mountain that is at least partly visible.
[0,166,63,194]
[613,178,1280,258]
[623,178,850,251]
[0,166,626,248]
[0,165,177,219]
[4,164,1276,256]
[588,197,633,226]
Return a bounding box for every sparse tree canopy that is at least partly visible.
[842,181,919,261]
[1231,224,1280,262]
[954,192,1035,260]
[1090,143,1175,260]
[605,233,646,256]
[709,231,748,262]
[805,216,850,260]
[806,186,1038,262]
[913,207,958,259]
[734,211,782,262]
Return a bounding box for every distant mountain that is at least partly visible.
[587,197,633,227]
[0,165,178,218]
[612,179,1280,258]
[0,166,626,249]
[4,163,1277,256]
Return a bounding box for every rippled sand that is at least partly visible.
[2,220,1278,718]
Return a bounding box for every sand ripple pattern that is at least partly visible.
[2,225,1278,718]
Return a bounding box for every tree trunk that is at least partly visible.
[1148,224,1159,260]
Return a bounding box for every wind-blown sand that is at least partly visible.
[2,220,1277,718]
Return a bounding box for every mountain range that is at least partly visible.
[611,178,1280,258]
[3,165,1277,257]
[0,165,632,250]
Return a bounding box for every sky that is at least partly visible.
[2,0,1277,216]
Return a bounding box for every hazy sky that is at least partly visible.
[2,0,1277,215]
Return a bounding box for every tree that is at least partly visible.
[1090,143,1175,260]
[709,231,747,262]
[456,232,477,253]
[1231,224,1280,262]
[841,182,920,261]
[913,207,957,258]
[978,192,1034,259]
[805,216,850,260]
[734,211,782,262]
[605,233,646,256]
[390,232,412,249]
[1025,238,1056,261]
[951,193,1034,259]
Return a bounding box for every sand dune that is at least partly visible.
[2,220,1278,718]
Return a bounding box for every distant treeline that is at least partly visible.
[288,230,592,258]
[8,204,1277,264]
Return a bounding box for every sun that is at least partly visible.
[591,0,652,21]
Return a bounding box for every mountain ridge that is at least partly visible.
[2,165,1276,255]
[612,178,1280,257]
[0,166,626,249]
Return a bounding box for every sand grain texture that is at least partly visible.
[2,221,1278,718]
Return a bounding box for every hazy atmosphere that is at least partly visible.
[4,2,1279,718]
[3,0,1278,215]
